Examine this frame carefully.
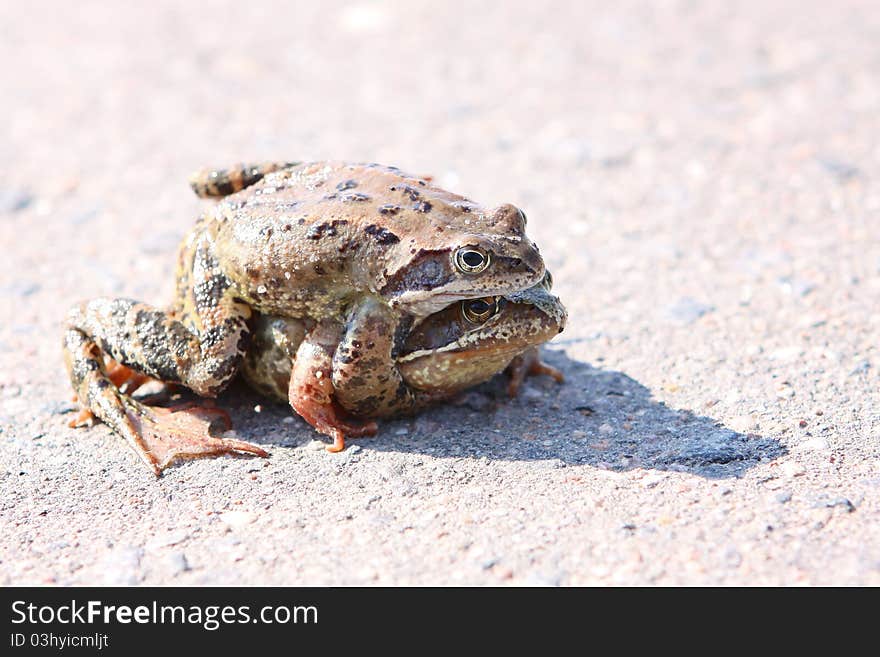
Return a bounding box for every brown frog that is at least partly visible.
[63,161,547,472]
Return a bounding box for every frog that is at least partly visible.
[63,161,547,473]
[242,277,567,423]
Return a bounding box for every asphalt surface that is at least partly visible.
[1,1,878,585]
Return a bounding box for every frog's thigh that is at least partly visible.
[331,297,414,417]
[188,161,299,198]
[67,230,253,397]
[66,292,250,397]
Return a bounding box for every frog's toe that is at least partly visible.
[526,360,565,384]
[324,418,379,453]
[327,429,346,453]
[105,360,153,396]
[125,403,269,473]
[68,407,96,428]
[506,348,565,397]
[301,405,379,453]
[289,391,378,453]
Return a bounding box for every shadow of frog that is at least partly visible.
[210,347,785,480]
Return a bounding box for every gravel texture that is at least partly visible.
[1,0,879,586]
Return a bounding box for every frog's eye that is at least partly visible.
[454,247,491,274]
[461,296,500,324]
[517,208,527,226]
[541,271,553,291]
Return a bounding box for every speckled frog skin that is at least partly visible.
[63,161,547,473]
[242,279,567,418]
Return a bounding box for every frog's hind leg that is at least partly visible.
[69,362,167,428]
[287,320,378,452]
[188,161,299,199]
[63,328,267,475]
[67,229,254,398]
[63,230,264,473]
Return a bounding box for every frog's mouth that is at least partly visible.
[399,311,561,366]
[398,341,529,393]
[398,310,563,393]
[396,292,475,319]
[395,284,543,319]
[387,255,546,318]
[401,342,513,365]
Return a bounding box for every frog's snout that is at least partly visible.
[502,238,545,288]
[523,240,545,279]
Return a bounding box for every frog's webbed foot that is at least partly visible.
[506,347,565,397]
[87,393,266,476]
[188,161,299,199]
[123,402,268,473]
[63,327,267,475]
[290,397,378,454]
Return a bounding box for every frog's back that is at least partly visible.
[210,162,503,317]
[216,161,491,238]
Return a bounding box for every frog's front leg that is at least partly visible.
[331,297,418,419]
[506,347,565,397]
[62,234,268,474]
[188,161,298,198]
[288,320,378,452]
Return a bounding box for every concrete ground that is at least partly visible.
[1,1,878,585]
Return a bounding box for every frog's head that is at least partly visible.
[397,273,566,393]
[381,204,545,317]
